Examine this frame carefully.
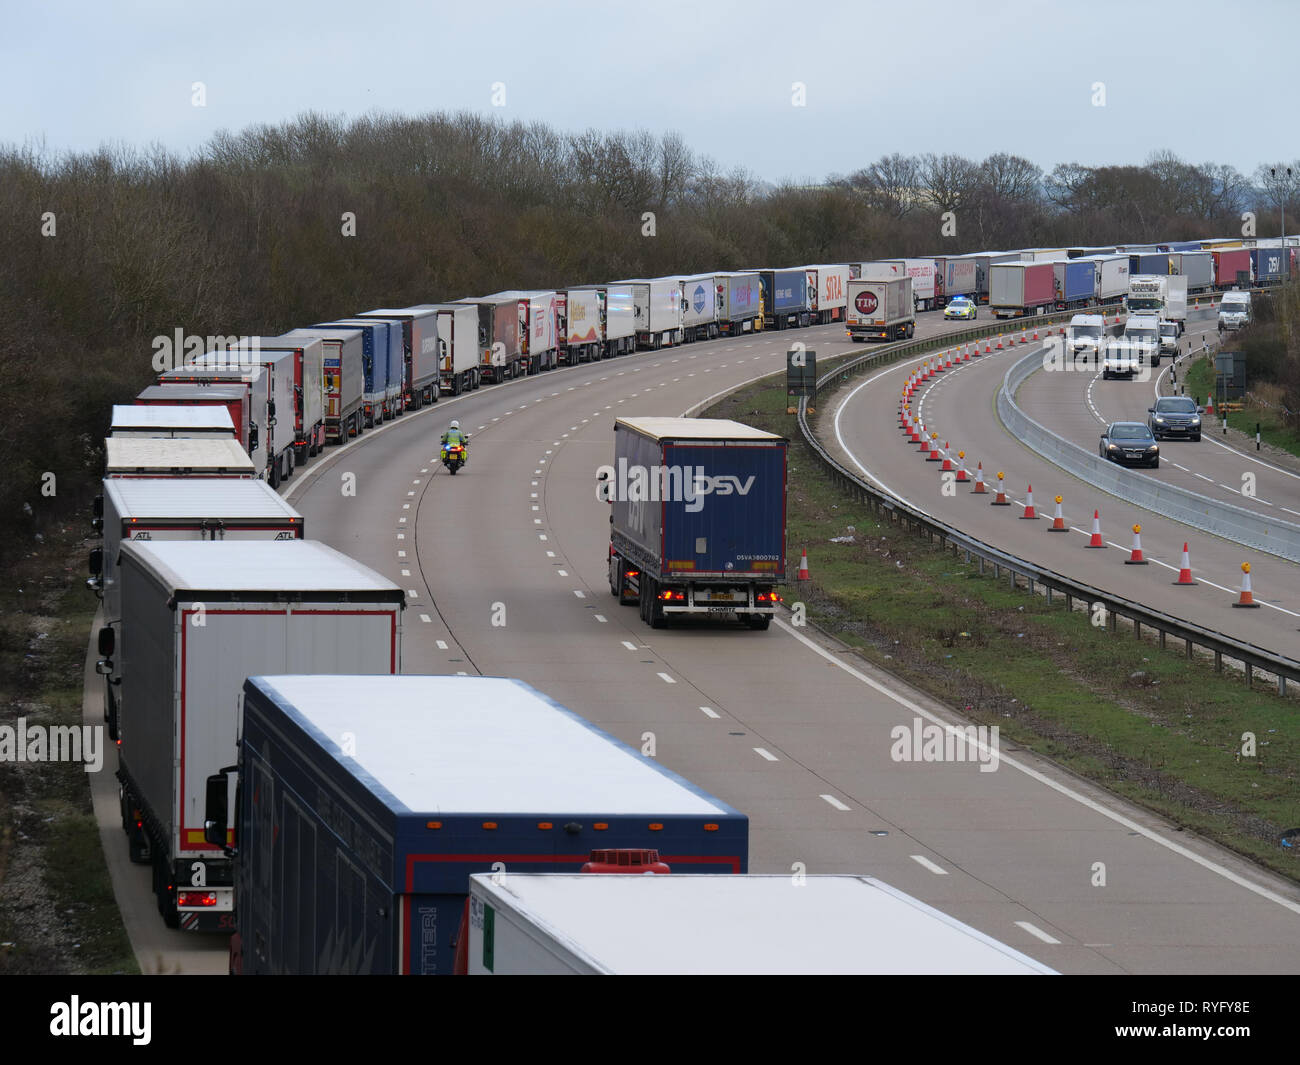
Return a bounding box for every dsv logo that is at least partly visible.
[597,461,757,515]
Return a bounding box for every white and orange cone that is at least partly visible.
[1232,562,1259,608]
[926,434,943,461]
[1124,523,1148,565]
[972,462,987,494]
[940,443,954,471]
[955,451,969,482]
[1086,509,1105,548]
[990,471,1010,505]
[1047,495,1066,531]
[1173,543,1195,585]
[1021,485,1037,519]
[797,549,811,581]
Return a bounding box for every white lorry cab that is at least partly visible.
[1218,290,1252,332]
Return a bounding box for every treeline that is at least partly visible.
[1,109,1298,553]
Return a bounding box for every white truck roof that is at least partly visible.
[616,417,782,442]
[136,384,247,402]
[1068,314,1104,326]
[103,477,301,521]
[118,540,402,595]
[110,405,236,433]
[250,674,734,816]
[104,437,255,475]
[470,874,1057,975]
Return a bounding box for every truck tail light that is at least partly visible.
[178,892,217,907]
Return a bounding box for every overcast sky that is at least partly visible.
[3,0,1297,183]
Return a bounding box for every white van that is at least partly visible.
[1123,313,1162,367]
[1065,314,1105,362]
[1218,290,1251,332]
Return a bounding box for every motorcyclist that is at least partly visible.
[440,420,469,464]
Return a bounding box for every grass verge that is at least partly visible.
[0,528,137,974]
[706,368,1300,884]
[1183,353,1300,458]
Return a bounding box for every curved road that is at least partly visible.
[94,312,1300,974]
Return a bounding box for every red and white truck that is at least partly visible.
[989,261,1056,319]
[276,328,360,447]
[135,384,252,454]
[452,297,524,383]
[106,539,404,932]
[158,350,297,487]
[482,291,561,373]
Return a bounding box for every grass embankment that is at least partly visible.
[0,529,136,974]
[1182,353,1300,459]
[707,368,1300,883]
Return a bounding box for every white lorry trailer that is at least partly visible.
[106,540,403,932]
[846,277,915,342]
[562,286,638,362]
[678,273,719,342]
[103,437,256,478]
[88,478,303,739]
[612,278,684,349]
[109,405,236,438]
[809,264,849,324]
[418,303,480,394]
[465,874,1056,975]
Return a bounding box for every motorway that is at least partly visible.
[828,311,1300,653]
[92,311,1300,974]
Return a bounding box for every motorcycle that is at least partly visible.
[441,440,467,475]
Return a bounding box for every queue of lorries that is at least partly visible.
[78,228,1294,973]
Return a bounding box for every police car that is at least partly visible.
[944,296,976,320]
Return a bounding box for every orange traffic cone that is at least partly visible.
[927,435,943,461]
[1032,328,1040,341]
[1204,395,1215,417]
[1232,562,1259,607]
[955,451,969,482]
[1047,495,1066,531]
[990,471,1010,505]
[940,444,954,471]
[983,339,992,354]
[1124,524,1148,565]
[1173,543,1195,585]
[797,549,811,581]
[995,335,1004,350]
[1021,485,1037,519]
[962,345,971,361]
[972,462,987,494]
[1086,509,1105,548]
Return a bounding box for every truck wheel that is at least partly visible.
[128,818,150,864]
[906,322,915,338]
[269,460,281,489]
[746,615,771,631]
